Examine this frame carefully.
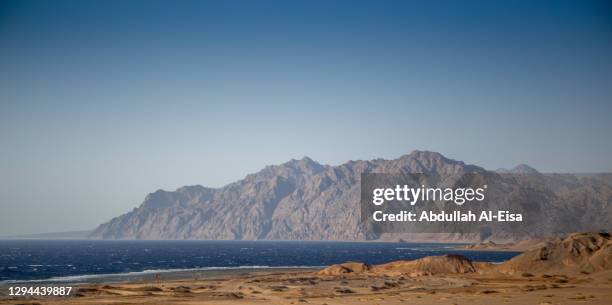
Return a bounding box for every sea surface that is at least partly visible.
[0,240,519,284]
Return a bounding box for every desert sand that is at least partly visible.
[2,232,611,305]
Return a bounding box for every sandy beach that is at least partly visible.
[2,267,611,305]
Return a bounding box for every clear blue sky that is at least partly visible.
[1,0,611,235]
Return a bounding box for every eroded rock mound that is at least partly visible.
[317,262,371,276]
[373,254,477,276]
[500,232,612,275]
[318,255,477,277]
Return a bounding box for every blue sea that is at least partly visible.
[0,240,519,284]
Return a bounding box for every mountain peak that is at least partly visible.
[300,156,314,162]
[91,151,608,241]
[404,150,450,161]
[283,156,324,173]
[390,150,483,174]
[510,164,539,174]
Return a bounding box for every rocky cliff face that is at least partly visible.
[90,151,611,241]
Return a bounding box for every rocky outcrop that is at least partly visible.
[316,254,476,277]
[499,232,612,275]
[317,232,612,278]
[316,262,371,276]
[373,254,476,276]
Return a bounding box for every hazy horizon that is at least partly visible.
[1,0,612,235]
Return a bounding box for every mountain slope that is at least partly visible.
[90,151,611,241]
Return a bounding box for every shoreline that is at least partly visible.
[0,267,322,287]
[1,239,521,286]
[452,246,526,252]
[2,232,611,305]
[2,265,611,305]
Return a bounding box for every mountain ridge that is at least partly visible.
[90,151,611,241]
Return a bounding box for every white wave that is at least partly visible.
[0,265,325,284]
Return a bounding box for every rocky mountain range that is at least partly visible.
[90,151,612,242]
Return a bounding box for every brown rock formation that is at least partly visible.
[499,232,612,275]
[316,262,371,276]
